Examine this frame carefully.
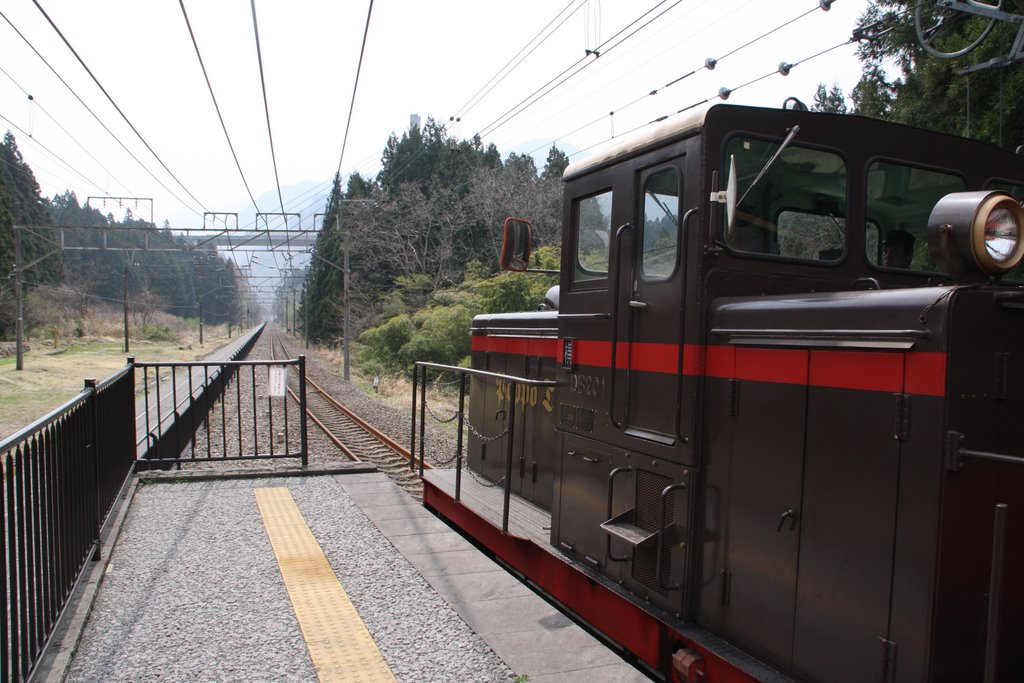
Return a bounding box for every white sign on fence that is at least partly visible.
[268,366,288,398]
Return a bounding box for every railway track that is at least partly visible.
[269,333,424,495]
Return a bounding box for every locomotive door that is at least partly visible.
[619,160,686,448]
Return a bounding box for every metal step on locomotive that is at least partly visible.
[411,101,1024,683]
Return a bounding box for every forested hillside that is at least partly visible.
[302,117,568,369]
[0,132,243,341]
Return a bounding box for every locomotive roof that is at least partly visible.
[562,106,711,181]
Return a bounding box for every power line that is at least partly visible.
[0,111,108,195]
[0,64,134,196]
[521,0,830,159]
[179,0,260,213]
[334,0,375,178]
[454,0,585,122]
[0,8,200,213]
[249,0,286,223]
[478,0,688,140]
[30,0,210,215]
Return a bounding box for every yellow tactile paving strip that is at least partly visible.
[255,487,397,683]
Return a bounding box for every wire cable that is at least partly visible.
[1,8,199,213]
[454,0,585,122]
[334,0,375,179]
[30,0,210,214]
[179,0,260,213]
[478,0,687,140]
[0,111,108,195]
[249,0,286,224]
[0,64,133,196]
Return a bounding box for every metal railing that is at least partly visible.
[135,357,308,467]
[1,365,136,683]
[411,362,555,532]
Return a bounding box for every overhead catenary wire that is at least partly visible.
[477,0,688,140]
[0,8,201,214]
[380,0,686,192]
[566,25,872,161]
[0,64,133,197]
[452,0,585,122]
[0,110,109,195]
[334,0,375,179]
[523,0,849,160]
[249,0,286,225]
[30,0,210,216]
[179,0,260,214]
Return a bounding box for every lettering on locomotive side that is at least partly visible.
[495,378,555,413]
[569,373,607,399]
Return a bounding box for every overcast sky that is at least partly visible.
[1,0,873,231]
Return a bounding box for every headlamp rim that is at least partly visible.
[969,192,1024,274]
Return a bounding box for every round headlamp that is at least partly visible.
[928,191,1024,276]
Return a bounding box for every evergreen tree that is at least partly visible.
[854,1,1024,148]
[811,83,849,114]
[542,145,570,181]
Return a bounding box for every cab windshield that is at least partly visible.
[725,136,847,262]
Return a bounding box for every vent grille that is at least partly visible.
[632,470,676,594]
[634,470,673,532]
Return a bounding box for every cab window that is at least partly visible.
[641,168,681,279]
[866,161,966,271]
[574,190,613,281]
[725,136,846,262]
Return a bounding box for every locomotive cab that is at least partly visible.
[454,103,1024,683]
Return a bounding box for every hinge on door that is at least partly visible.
[894,394,911,441]
[994,352,1010,400]
[728,379,740,417]
[532,461,538,483]
[880,638,897,683]
[719,568,731,606]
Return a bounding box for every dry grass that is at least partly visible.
[0,324,236,442]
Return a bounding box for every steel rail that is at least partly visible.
[269,332,417,468]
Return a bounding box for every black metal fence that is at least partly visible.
[1,365,137,683]
[135,357,308,467]
[411,361,555,532]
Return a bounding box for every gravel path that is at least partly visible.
[65,474,515,682]
[65,327,515,682]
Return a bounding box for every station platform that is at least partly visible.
[39,465,650,682]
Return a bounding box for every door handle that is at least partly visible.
[628,300,648,309]
[776,508,797,532]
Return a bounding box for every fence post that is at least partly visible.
[410,367,418,469]
[501,384,516,534]
[298,355,308,467]
[417,368,427,473]
[127,357,136,472]
[455,372,466,501]
[85,379,102,561]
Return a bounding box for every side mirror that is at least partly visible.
[710,155,738,237]
[500,217,533,271]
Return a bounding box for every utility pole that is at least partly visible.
[15,225,23,371]
[197,258,205,345]
[343,216,351,380]
[123,264,130,353]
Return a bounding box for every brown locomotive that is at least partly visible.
[416,102,1024,682]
